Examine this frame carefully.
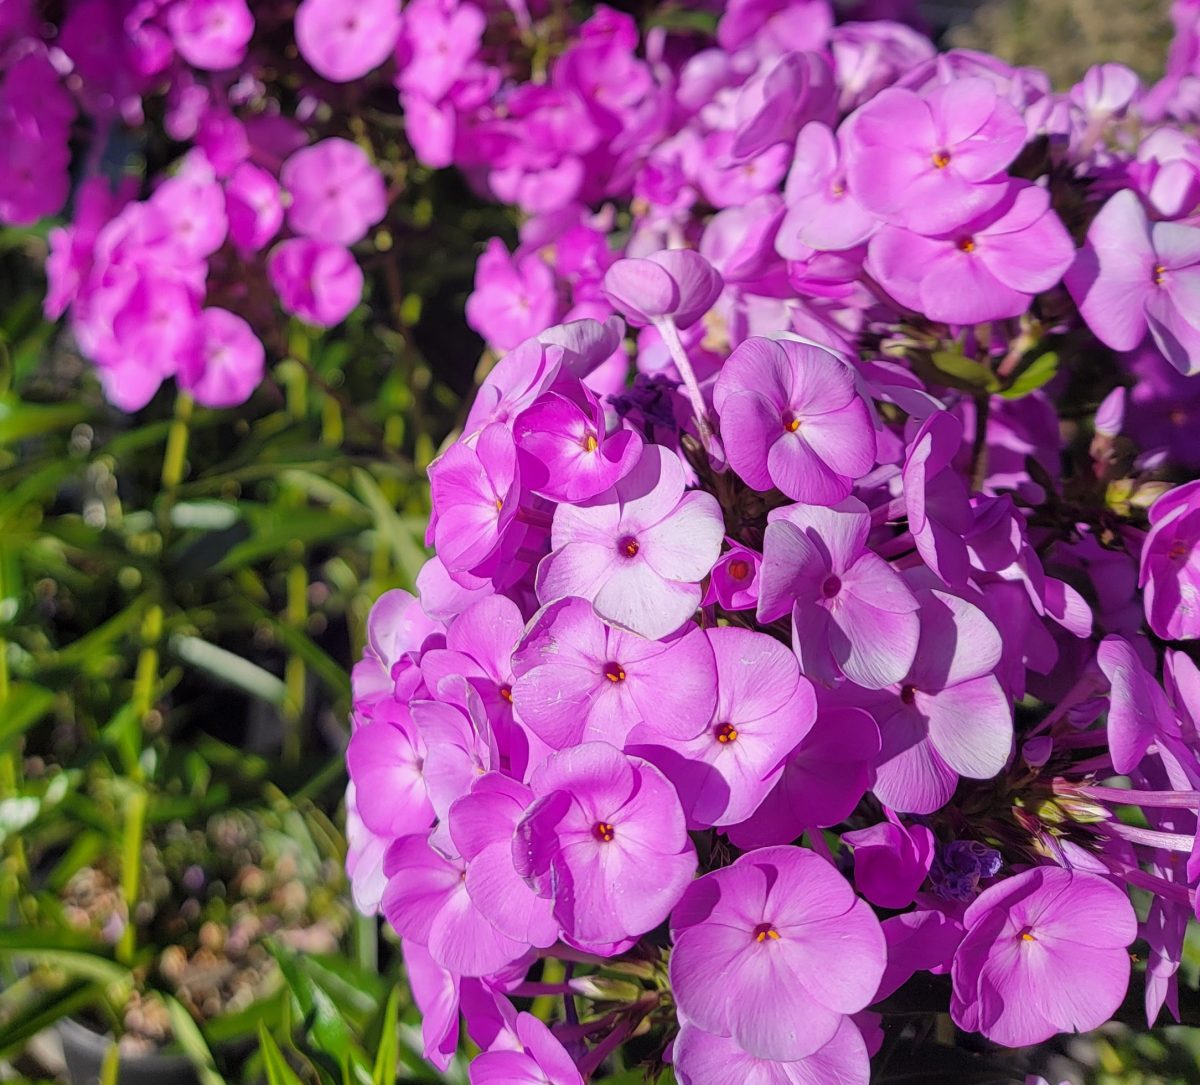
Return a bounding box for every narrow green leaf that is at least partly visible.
[166,996,229,1085]
[0,397,89,446]
[0,682,56,745]
[170,634,287,706]
[258,1023,307,1085]
[371,987,401,1085]
[1001,350,1058,399]
[0,946,130,986]
[926,350,1000,393]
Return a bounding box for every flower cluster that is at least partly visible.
[347,0,1200,1080]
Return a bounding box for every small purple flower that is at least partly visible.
[281,138,387,247]
[844,812,936,910]
[267,238,364,327]
[843,77,1028,234]
[515,742,696,947]
[1139,481,1200,639]
[714,337,876,506]
[703,541,763,612]
[511,596,717,748]
[536,444,724,639]
[950,867,1137,1046]
[757,500,920,689]
[466,239,559,351]
[928,840,1004,903]
[295,0,402,82]
[602,249,723,331]
[1066,189,1200,374]
[346,702,434,838]
[470,1013,583,1085]
[628,626,816,828]
[903,411,972,587]
[670,846,885,1060]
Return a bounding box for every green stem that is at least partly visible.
[282,562,307,766]
[161,393,194,492]
[115,786,147,966]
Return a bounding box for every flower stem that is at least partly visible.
[656,317,716,457]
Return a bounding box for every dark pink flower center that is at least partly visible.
[1018,925,1036,943]
[900,683,917,705]
[932,148,951,169]
[593,821,616,842]
[618,535,640,558]
[957,236,976,253]
[821,574,842,598]
[1154,264,1167,286]
[499,684,513,703]
[603,662,626,683]
[782,411,801,433]
[714,722,738,744]
[728,559,750,581]
[752,922,780,942]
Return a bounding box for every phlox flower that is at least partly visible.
[281,138,387,247]
[844,811,936,910]
[714,337,876,506]
[628,626,816,828]
[224,162,282,254]
[267,238,363,326]
[178,308,264,409]
[345,701,434,838]
[396,0,486,102]
[1066,189,1200,374]
[950,866,1137,1046]
[515,742,696,947]
[344,783,390,915]
[602,249,723,331]
[843,77,1028,234]
[670,846,885,1060]
[1140,480,1200,639]
[902,410,972,587]
[868,181,1075,325]
[295,0,402,83]
[166,0,253,71]
[466,239,559,351]
[511,596,718,749]
[703,541,763,611]
[351,587,443,713]
[469,1013,583,1085]
[536,444,724,639]
[757,500,920,689]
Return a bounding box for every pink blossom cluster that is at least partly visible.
[347,1,1200,1080]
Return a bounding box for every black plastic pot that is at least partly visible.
[58,1018,201,1085]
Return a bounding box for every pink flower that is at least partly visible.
[166,0,254,71]
[396,0,485,102]
[1139,480,1200,639]
[295,0,401,82]
[868,181,1075,324]
[714,337,876,506]
[267,238,363,326]
[466,239,559,351]
[281,138,387,246]
[1066,189,1200,374]
[177,308,264,408]
[224,162,282,254]
[602,249,723,331]
[536,444,725,639]
[469,1013,583,1085]
[843,77,1028,233]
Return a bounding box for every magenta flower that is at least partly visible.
[628,627,816,828]
[345,783,390,915]
[673,1016,870,1085]
[281,138,387,246]
[727,706,880,848]
[1140,480,1200,640]
[844,812,936,910]
[602,249,723,331]
[869,588,1013,814]
[1066,189,1200,374]
[844,77,1027,234]
[166,0,253,71]
[670,846,885,1060]
[536,444,724,639]
[757,501,920,689]
[267,239,363,327]
[515,742,696,946]
[950,867,1137,1046]
[777,123,878,256]
[903,411,972,587]
[346,702,434,838]
[428,423,519,577]
[295,0,401,83]
[383,834,528,976]
[511,596,717,749]
[470,1013,583,1085]
[714,337,876,506]
[466,239,559,351]
[449,774,558,949]
[513,386,643,503]
[178,308,264,409]
[703,541,763,612]
[868,181,1075,324]
[396,0,486,102]
[1096,635,1180,772]
[225,162,283,254]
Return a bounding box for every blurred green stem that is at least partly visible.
[161,393,194,492]
[115,785,147,966]
[282,562,307,766]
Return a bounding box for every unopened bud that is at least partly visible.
[568,976,643,1003]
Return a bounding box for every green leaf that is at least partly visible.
[0,682,56,745]
[352,468,429,587]
[0,396,89,446]
[1000,350,1058,399]
[169,500,242,531]
[166,997,230,1085]
[0,945,130,987]
[170,634,287,706]
[0,978,97,1058]
[211,506,367,573]
[258,1024,306,1085]
[925,350,1000,394]
[371,988,400,1085]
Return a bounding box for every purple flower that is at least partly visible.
[903,411,972,587]
[757,500,920,689]
[281,138,387,247]
[928,839,1004,903]
[466,239,559,351]
[396,0,486,102]
[670,846,885,1060]
[515,742,696,946]
[602,249,723,331]
[1066,189,1200,374]
[511,596,717,748]
[514,385,643,503]
[166,0,253,71]
[295,0,402,82]
[844,812,936,910]
[224,162,282,254]
[950,867,1137,1046]
[383,834,528,976]
[703,541,763,612]
[470,1013,583,1085]
[868,181,1075,324]
[673,1016,870,1085]
[536,444,724,639]
[267,239,363,327]
[727,706,880,848]
[345,702,434,838]
[1140,480,1200,639]
[844,77,1028,234]
[714,337,876,505]
[868,587,1013,814]
[628,627,816,828]
[178,308,264,409]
